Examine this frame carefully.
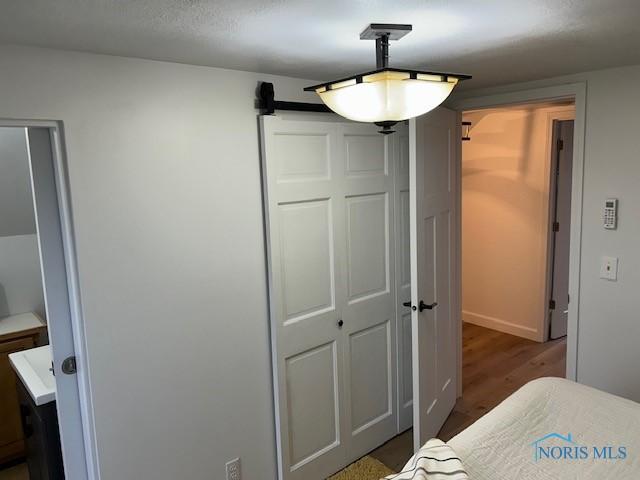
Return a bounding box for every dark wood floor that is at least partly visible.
[369,322,567,472]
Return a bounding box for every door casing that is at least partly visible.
[449,82,587,387]
[0,120,97,480]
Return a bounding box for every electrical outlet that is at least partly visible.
[226,458,241,480]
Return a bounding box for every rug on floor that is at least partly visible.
[327,455,395,480]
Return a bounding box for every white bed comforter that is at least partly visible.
[448,377,640,479]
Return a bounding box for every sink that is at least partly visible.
[9,345,56,406]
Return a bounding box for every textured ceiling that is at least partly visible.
[2,0,640,89]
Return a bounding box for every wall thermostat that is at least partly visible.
[604,198,618,230]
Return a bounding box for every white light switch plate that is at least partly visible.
[600,256,618,281]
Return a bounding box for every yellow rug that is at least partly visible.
[328,456,395,480]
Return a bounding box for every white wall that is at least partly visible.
[2,43,639,480]
[0,127,44,318]
[0,127,37,237]
[452,65,640,401]
[461,105,574,341]
[0,234,45,318]
[0,45,320,480]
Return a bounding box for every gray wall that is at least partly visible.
[0,234,45,318]
[0,127,36,236]
[452,65,640,401]
[1,44,639,480]
[0,45,319,480]
[0,127,44,318]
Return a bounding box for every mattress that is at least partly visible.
[448,377,640,479]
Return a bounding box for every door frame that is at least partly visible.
[449,82,587,391]
[0,119,98,480]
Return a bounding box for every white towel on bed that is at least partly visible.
[384,438,469,479]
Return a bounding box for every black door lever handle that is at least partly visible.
[419,300,438,312]
[402,301,417,311]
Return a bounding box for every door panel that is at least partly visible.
[400,312,412,406]
[274,133,330,182]
[344,134,386,176]
[261,117,397,479]
[346,193,389,301]
[279,199,335,323]
[286,342,339,469]
[340,123,397,459]
[410,108,459,449]
[349,321,391,433]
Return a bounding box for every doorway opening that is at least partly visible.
[0,127,51,479]
[0,125,92,480]
[454,100,574,437]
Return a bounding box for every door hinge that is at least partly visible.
[61,356,77,375]
[553,222,560,232]
[557,139,564,151]
[549,299,556,310]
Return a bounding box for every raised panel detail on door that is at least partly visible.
[345,135,386,177]
[436,211,454,393]
[400,312,413,408]
[275,133,330,183]
[349,321,392,434]
[399,191,411,288]
[346,193,389,303]
[279,199,335,324]
[286,342,339,469]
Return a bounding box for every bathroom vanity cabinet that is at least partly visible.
[17,382,65,480]
[0,314,46,465]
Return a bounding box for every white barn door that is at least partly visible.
[409,108,459,448]
[260,116,398,480]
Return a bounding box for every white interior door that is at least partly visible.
[409,108,459,449]
[391,124,413,433]
[260,116,397,480]
[549,120,574,339]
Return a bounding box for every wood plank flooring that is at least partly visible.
[0,463,27,480]
[369,322,567,472]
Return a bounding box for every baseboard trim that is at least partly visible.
[463,310,541,342]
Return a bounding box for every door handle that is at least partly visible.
[419,300,437,312]
[402,301,417,311]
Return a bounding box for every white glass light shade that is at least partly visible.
[314,71,458,123]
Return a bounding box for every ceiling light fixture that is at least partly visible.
[305,24,471,134]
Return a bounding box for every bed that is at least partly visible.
[446,377,640,479]
[393,377,640,479]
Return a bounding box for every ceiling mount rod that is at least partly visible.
[376,34,390,69]
[360,23,412,69]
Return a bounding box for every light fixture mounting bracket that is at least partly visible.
[359,23,412,41]
[360,23,412,70]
